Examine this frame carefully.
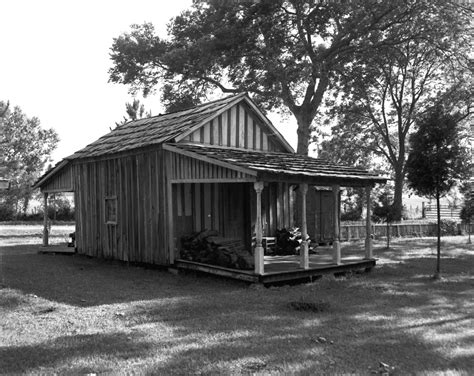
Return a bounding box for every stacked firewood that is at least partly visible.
[180,230,254,270]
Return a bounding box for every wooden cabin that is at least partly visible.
[34,93,385,283]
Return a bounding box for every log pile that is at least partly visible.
[180,230,254,270]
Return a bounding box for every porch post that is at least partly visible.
[254,181,264,275]
[43,192,49,247]
[300,183,309,269]
[332,185,341,265]
[365,185,373,259]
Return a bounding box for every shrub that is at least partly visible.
[0,202,15,221]
[439,219,460,236]
[341,207,362,221]
[274,228,301,255]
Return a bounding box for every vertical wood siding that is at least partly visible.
[181,103,287,152]
[250,182,294,236]
[41,164,74,192]
[166,151,255,181]
[306,189,337,243]
[173,182,252,256]
[73,147,170,265]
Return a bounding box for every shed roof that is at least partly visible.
[67,93,291,160]
[166,143,387,185]
[33,160,70,190]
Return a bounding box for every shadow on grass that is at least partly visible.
[0,243,244,307]
[0,289,28,310]
[125,247,473,374]
[0,332,152,374]
[1,238,473,374]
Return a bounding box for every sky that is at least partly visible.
[0,0,297,165]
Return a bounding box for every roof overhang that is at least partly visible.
[168,143,387,187]
[33,160,70,189]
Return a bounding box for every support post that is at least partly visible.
[300,183,309,269]
[254,181,264,275]
[332,185,341,265]
[365,186,373,259]
[43,192,49,247]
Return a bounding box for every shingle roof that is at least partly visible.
[67,93,248,160]
[169,143,386,183]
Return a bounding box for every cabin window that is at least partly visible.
[105,196,117,224]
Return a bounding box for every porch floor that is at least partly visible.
[175,247,376,285]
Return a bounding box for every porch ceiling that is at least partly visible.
[168,143,387,186]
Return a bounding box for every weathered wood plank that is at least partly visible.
[203,122,211,144]
[194,183,201,231]
[262,132,268,151]
[255,123,260,151]
[221,112,228,146]
[230,106,237,147]
[227,110,232,147]
[203,183,212,230]
[247,113,254,149]
[184,183,192,216]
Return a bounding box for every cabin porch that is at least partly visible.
[171,179,377,284]
[175,249,376,285]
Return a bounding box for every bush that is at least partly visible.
[0,202,15,221]
[439,219,460,236]
[274,228,301,255]
[460,202,473,223]
[341,207,362,221]
[16,212,43,222]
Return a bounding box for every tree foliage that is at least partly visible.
[406,108,470,198]
[459,181,474,223]
[48,193,75,221]
[116,98,152,127]
[372,190,396,224]
[321,1,472,219]
[406,105,470,277]
[340,188,364,222]
[109,0,433,155]
[0,101,59,217]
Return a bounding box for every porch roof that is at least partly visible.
[168,143,387,186]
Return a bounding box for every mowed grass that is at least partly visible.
[0,235,472,375]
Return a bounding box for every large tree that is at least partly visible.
[0,101,59,217]
[109,0,434,155]
[406,106,470,279]
[321,2,472,219]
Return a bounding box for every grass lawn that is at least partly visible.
[0,235,472,375]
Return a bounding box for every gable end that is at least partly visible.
[176,96,293,153]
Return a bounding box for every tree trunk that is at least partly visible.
[392,169,404,221]
[294,111,313,229]
[468,217,471,244]
[23,195,30,215]
[435,190,441,279]
[295,112,313,156]
[386,221,390,249]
